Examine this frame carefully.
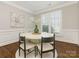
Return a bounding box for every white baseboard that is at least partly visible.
[0,39,18,47]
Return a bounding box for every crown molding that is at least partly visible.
[34,1,78,15]
[2,1,34,15]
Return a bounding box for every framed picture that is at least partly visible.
[10,12,25,28]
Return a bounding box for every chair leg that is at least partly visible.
[35,46,36,57]
[19,47,20,56]
[24,50,26,58]
[41,53,42,58]
[53,49,55,58]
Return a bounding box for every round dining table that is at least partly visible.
[20,32,54,39]
[20,32,54,43]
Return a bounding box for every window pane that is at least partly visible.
[42,25,49,32]
[51,10,61,33]
[51,26,54,33]
[41,10,62,33]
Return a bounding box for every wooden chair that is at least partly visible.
[37,34,55,58]
[18,33,36,58]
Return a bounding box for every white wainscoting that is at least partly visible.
[56,29,79,45]
[0,29,24,47]
[0,29,79,46]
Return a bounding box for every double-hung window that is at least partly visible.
[41,10,62,34]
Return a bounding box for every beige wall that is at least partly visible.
[61,3,79,44]
[62,4,78,29]
[77,3,79,45]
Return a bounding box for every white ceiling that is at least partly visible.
[9,1,67,12]
[5,1,77,15]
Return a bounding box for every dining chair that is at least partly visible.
[37,34,55,58]
[18,33,36,58]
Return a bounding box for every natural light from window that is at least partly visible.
[41,10,62,34]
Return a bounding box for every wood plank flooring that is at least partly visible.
[55,41,79,58]
[0,41,78,58]
[0,42,19,58]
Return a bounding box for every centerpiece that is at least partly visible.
[32,24,40,34]
[29,24,41,44]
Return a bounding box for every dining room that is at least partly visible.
[0,1,78,58]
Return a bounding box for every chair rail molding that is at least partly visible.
[0,29,24,33]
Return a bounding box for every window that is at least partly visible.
[41,10,62,33]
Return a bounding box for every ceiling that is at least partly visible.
[4,1,77,15]
[9,1,67,12]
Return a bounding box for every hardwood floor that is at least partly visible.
[0,41,78,58]
[0,42,19,58]
[55,41,79,58]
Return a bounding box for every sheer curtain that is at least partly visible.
[41,10,62,34]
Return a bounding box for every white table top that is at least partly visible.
[20,32,54,40]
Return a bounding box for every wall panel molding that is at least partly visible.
[60,29,79,45]
[0,29,24,47]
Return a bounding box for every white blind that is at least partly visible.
[41,10,62,33]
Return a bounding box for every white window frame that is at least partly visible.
[41,10,62,34]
